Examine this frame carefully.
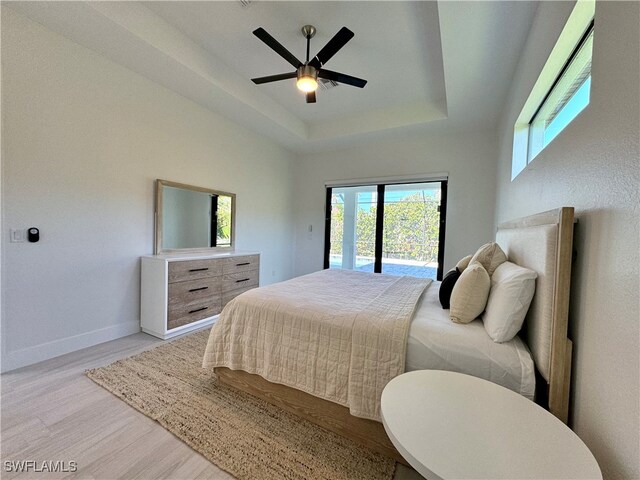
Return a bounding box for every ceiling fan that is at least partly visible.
[251,25,367,104]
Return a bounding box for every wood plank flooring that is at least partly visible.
[1,329,422,479]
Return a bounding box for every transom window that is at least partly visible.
[511,0,595,180]
[528,23,594,162]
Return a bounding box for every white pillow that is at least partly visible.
[483,261,537,343]
[450,261,491,324]
[470,242,507,277]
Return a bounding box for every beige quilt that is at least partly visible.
[202,269,431,421]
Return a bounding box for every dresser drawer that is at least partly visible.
[222,285,256,307]
[167,298,222,331]
[222,269,259,293]
[168,277,221,308]
[168,259,222,283]
[222,255,260,275]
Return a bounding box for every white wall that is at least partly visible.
[293,130,498,277]
[494,2,639,478]
[1,9,295,372]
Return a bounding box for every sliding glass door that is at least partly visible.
[324,180,447,280]
[326,185,378,271]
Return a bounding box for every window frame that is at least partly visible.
[510,0,595,181]
[527,21,594,162]
[323,179,448,281]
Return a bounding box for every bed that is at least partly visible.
[203,207,575,463]
[405,282,536,400]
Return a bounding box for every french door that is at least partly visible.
[323,181,447,280]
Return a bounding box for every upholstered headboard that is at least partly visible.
[496,207,574,424]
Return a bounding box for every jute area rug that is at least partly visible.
[86,329,396,480]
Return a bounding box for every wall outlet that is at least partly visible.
[10,229,25,243]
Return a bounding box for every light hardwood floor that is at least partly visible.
[1,329,422,480]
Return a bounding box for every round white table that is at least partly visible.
[381,370,601,480]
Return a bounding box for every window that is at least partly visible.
[324,180,447,280]
[528,24,594,161]
[511,0,595,180]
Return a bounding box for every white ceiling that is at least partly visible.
[146,1,447,125]
[6,1,539,153]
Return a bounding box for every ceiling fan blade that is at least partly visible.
[306,91,316,103]
[252,72,297,84]
[318,69,367,88]
[253,28,302,69]
[309,27,354,69]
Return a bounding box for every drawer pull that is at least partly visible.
[236,262,251,266]
[236,278,250,283]
[189,306,208,314]
[189,286,208,292]
[189,268,209,272]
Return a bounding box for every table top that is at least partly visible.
[381,370,601,480]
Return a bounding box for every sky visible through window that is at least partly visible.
[526,26,593,164]
[544,76,591,146]
[333,189,438,211]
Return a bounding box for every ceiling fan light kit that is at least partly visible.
[296,65,318,93]
[251,24,367,103]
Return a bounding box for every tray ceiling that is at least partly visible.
[6,1,538,152]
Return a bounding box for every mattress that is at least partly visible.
[406,282,536,399]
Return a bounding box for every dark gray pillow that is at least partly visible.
[439,268,461,309]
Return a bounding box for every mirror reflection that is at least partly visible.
[156,180,235,253]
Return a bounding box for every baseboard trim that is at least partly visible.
[1,322,141,373]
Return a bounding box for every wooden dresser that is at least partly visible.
[141,252,260,339]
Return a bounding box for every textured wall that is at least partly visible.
[1,9,295,371]
[494,2,639,478]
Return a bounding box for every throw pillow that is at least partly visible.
[439,268,461,309]
[450,261,491,324]
[483,261,537,342]
[455,255,473,272]
[470,242,507,276]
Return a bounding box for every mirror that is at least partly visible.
[155,179,235,254]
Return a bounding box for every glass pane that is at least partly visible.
[528,29,593,161]
[544,76,590,145]
[328,185,377,271]
[162,186,212,249]
[216,195,232,247]
[381,183,440,279]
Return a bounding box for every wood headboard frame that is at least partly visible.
[496,207,574,424]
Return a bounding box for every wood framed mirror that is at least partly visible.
[155,179,236,254]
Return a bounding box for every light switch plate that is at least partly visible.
[10,229,25,243]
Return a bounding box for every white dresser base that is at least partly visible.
[141,315,219,340]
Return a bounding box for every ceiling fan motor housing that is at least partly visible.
[297,64,318,80]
